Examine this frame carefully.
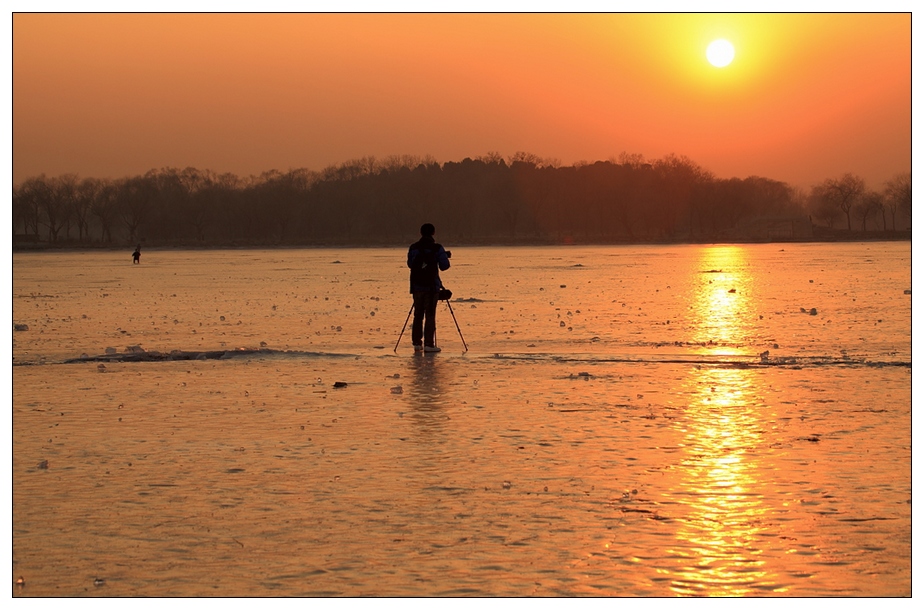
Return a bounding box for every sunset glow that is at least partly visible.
[11,13,910,189]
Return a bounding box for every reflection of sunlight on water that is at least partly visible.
[670,367,785,595]
[668,247,785,595]
[691,246,753,356]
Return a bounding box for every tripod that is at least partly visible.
[394,299,468,352]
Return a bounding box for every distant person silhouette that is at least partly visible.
[132,246,141,264]
[407,223,451,353]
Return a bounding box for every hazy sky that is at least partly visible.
[11,12,911,190]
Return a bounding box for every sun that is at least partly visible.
[706,39,735,68]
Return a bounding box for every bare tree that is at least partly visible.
[183,169,217,242]
[883,172,911,230]
[652,154,713,237]
[380,154,434,173]
[854,191,884,232]
[53,174,80,240]
[508,151,559,168]
[23,174,71,243]
[91,179,119,243]
[118,175,154,243]
[819,173,865,231]
[74,178,101,241]
[616,151,647,169]
[476,151,505,165]
[17,175,57,239]
[14,178,43,237]
[809,184,840,228]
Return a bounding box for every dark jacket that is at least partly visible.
[407,236,450,293]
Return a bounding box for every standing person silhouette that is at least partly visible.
[132,245,141,264]
[407,223,451,353]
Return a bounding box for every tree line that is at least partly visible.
[12,152,912,247]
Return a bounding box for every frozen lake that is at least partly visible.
[12,242,911,596]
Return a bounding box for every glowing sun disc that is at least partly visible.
[706,39,735,67]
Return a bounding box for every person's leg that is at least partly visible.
[423,292,438,347]
[411,293,426,347]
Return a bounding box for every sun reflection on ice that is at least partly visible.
[666,366,788,596]
[690,245,755,358]
[665,247,787,595]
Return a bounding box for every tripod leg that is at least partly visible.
[394,303,414,352]
[445,300,468,352]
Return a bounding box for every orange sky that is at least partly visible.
[11,13,911,190]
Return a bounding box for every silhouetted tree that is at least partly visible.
[809,184,840,228]
[818,173,865,231]
[13,153,905,246]
[649,154,710,238]
[13,177,44,237]
[91,179,119,243]
[51,174,80,240]
[884,172,911,229]
[854,191,884,232]
[476,151,505,164]
[118,175,155,243]
[73,177,101,242]
[25,174,69,242]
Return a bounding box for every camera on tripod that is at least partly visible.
[439,251,452,299]
[439,252,452,299]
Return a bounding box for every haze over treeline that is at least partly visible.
[13,152,912,247]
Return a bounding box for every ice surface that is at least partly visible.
[12,243,912,596]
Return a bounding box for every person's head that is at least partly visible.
[420,223,435,237]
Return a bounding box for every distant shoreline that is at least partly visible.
[11,229,911,252]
